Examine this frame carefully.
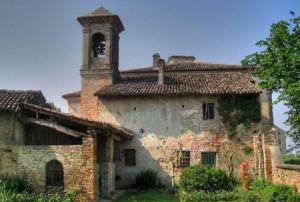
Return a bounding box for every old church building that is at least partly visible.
[0,6,295,202]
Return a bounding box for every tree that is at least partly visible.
[45,101,61,112]
[242,12,300,142]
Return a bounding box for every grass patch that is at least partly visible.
[283,155,300,165]
[115,190,179,202]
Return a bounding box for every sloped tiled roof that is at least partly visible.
[20,103,134,140]
[0,90,46,111]
[62,91,81,99]
[96,72,261,97]
[121,62,255,74]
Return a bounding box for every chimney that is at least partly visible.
[157,59,165,85]
[167,55,195,65]
[153,53,160,67]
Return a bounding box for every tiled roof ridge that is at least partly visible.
[121,62,255,73]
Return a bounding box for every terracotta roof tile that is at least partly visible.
[96,72,261,97]
[0,90,46,111]
[62,91,81,99]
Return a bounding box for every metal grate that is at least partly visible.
[124,149,136,166]
[46,160,64,186]
[201,152,216,166]
[177,150,190,168]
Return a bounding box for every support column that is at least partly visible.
[262,130,276,181]
[82,132,98,202]
[101,135,115,197]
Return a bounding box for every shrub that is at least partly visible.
[179,189,241,202]
[0,174,33,193]
[249,178,267,193]
[287,194,300,202]
[179,165,235,193]
[262,183,295,201]
[241,191,263,202]
[133,168,163,189]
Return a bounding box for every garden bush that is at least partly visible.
[133,168,164,189]
[0,174,78,202]
[262,183,295,201]
[0,174,33,193]
[179,165,235,193]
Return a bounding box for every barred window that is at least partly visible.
[203,103,215,120]
[201,152,216,166]
[46,160,64,186]
[177,150,190,168]
[124,149,136,166]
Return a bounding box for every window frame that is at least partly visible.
[124,149,136,166]
[201,152,217,166]
[203,103,215,120]
[177,150,190,168]
[46,160,64,187]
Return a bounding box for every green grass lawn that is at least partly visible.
[283,154,300,165]
[115,190,179,202]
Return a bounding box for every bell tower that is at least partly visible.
[77,7,124,119]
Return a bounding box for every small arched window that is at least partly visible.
[92,33,105,57]
[46,160,64,186]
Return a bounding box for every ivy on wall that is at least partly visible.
[217,94,262,138]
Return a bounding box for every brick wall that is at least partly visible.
[18,136,97,202]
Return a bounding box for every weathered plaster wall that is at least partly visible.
[0,112,25,145]
[67,97,81,116]
[0,112,25,175]
[99,96,259,188]
[99,96,222,136]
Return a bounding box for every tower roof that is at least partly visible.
[83,6,113,17]
[77,6,124,33]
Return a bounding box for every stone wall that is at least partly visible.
[270,146,300,191]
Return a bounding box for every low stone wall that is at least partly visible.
[18,145,83,192]
[270,146,300,191]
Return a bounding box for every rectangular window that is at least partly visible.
[177,150,190,168]
[203,103,215,120]
[201,152,216,166]
[124,149,136,166]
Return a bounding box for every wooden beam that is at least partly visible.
[20,118,86,138]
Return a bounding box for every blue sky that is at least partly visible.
[0,0,299,132]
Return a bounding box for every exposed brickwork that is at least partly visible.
[18,145,83,192]
[82,135,97,201]
[17,138,97,202]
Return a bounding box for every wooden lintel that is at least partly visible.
[20,118,86,138]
